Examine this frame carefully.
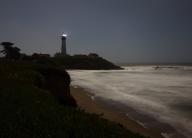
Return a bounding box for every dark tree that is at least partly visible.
[0,42,21,59]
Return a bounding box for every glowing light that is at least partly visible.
[62,34,67,37]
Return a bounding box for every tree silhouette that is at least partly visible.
[0,42,21,59]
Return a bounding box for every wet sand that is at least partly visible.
[70,86,164,138]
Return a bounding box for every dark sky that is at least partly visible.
[0,0,192,63]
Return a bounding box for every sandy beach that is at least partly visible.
[70,86,164,138]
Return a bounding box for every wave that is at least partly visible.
[68,66,192,138]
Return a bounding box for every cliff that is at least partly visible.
[38,67,77,106]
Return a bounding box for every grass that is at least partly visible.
[0,61,147,138]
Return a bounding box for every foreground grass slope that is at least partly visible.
[0,62,146,138]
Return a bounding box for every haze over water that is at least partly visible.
[69,66,192,138]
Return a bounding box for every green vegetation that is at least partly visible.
[0,61,146,138]
[0,42,21,60]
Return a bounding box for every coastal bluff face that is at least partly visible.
[53,54,122,70]
[0,62,77,107]
[38,67,77,107]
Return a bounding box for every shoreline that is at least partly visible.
[70,86,164,138]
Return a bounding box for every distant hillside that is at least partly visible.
[0,42,122,70]
[53,54,122,70]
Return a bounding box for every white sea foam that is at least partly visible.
[68,66,192,138]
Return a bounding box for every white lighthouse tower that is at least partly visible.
[61,34,67,55]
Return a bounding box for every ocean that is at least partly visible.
[68,66,192,138]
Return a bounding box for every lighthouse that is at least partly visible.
[61,34,67,55]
